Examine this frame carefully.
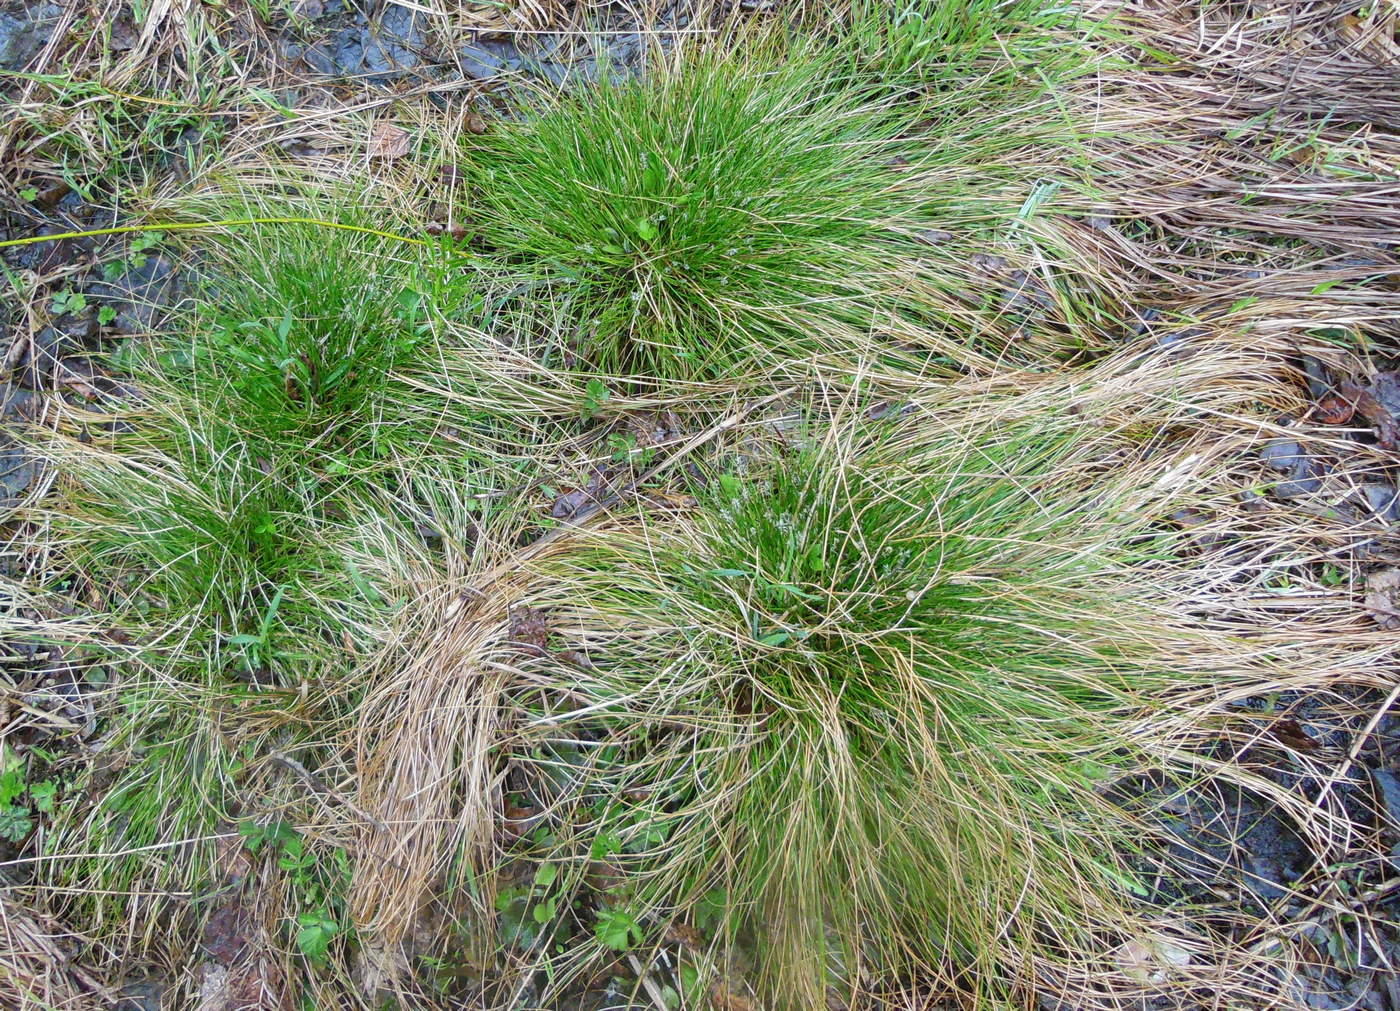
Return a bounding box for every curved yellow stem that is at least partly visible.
[0,217,430,251]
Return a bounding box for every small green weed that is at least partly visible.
[0,745,64,843]
[581,378,611,420]
[224,584,286,672]
[240,819,350,963]
[99,231,165,282]
[50,289,88,317]
[593,905,643,952]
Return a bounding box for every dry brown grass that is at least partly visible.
[1075,0,1400,318]
[0,894,116,1010]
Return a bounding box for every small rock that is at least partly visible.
[363,5,423,81]
[1259,439,1304,472]
[913,229,953,246]
[1359,482,1400,522]
[3,224,88,274]
[114,979,164,1011]
[458,37,519,81]
[12,324,69,389]
[1300,356,1333,400]
[1239,487,1269,513]
[87,253,185,334]
[1258,438,1325,500]
[1364,568,1400,631]
[1274,474,1323,500]
[1112,936,1192,983]
[0,2,63,72]
[1241,851,1291,902]
[299,39,340,75]
[1370,768,1400,835]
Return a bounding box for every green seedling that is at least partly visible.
[0,746,62,843]
[240,819,348,963]
[101,231,165,282]
[582,378,610,420]
[296,910,340,964]
[594,906,644,951]
[50,289,88,317]
[224,585,285,672]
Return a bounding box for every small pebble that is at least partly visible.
[1258,439,1304,473]
[1274,475,1322,500]
[1360,482,1400,522]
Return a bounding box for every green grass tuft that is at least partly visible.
[24,219,523,957]
[506,412,1211,1008]
[463,19,1092,381]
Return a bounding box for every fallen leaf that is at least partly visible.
[502,802,538,840]
[507,607,551,656]
[1314,396,1355,425]
[1337,372,1400,448]
[556,649,594,669]
[625,410,679,447]
[369,122,411,160]
[1269,717,1320,752]
[551,469,609,519]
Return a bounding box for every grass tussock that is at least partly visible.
[353,389,1317,1010]
[18,218,529,968]
[462,16,1099,381]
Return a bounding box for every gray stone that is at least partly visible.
[1360,482,1400,522]
[1259,438,1304,472]
[88,253,186,334]
[0,3,62,72]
